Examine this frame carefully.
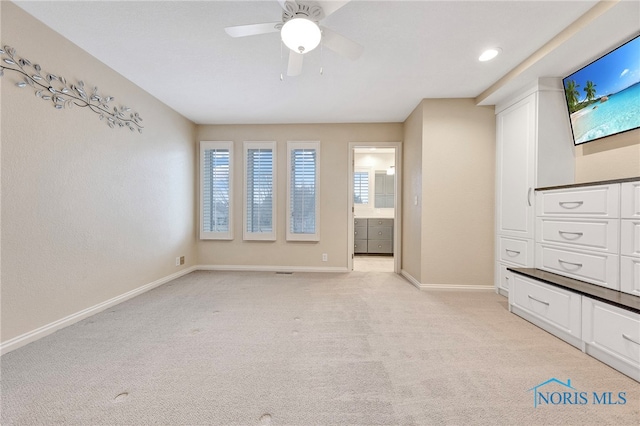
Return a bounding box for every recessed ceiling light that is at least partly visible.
[479,48,502,62]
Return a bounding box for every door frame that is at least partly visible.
[348,142,402,273]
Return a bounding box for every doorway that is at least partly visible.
[348,142,402,273]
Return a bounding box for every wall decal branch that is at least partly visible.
[1,45,143,133]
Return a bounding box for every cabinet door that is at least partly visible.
[496,94,536,239]
[621,181,640,219]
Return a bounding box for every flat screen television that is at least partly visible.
[562,34,640,145]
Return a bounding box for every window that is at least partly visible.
[287,141,320,241]
[244,141,276,240]
[200,141,233,240]
[353,170,369,204]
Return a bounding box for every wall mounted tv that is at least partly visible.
[562,34,640,146]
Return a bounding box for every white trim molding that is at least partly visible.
[197,264,349,273]
[0,266,197,355]
[401,270,493,290]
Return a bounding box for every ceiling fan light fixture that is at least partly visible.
[479,47,502,62]
[281,18,321,54]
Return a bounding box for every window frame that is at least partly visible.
[286,141,320,242]
[353,167,371,205]
[200,141,234,240]
[243,141,277,241]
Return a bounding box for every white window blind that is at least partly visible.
[244,141,276,240]
[353,171,369,204]
[200,141,233,240]
[287,141,320,241]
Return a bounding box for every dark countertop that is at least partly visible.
[536,176,640,192]
[508,267,640,314]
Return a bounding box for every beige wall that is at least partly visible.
[1,3,197,343]
[574,129,640,183]
[401,103,424,282]
[420,99,495,285]
[196,123,403,269]
[402,99,495,286]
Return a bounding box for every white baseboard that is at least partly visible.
[420,284,495,290]
[400,269,422,289]
[400,270,493,290]
[0,266,197,356]
[196,264,350,273]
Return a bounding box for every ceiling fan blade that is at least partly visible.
[287,51,304,76]
[320,26,363,60]
[317,0,351,18]
[225,22,280,38]
[277,0,297,13]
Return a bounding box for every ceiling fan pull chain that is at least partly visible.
[280,41,285,81]
[320,41,324,75]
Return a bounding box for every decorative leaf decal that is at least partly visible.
[0,44,143,133]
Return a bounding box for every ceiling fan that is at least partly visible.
[224,0,363,76]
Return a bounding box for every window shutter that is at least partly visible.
[287,142,320,241]
[353,171,369,204]
[200,141,233,239]
[244,142,276,240]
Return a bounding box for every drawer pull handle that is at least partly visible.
[622,334,640,346]
[558,201,584,209]
[558,259,583,270]
[505,249,521,257]
[558,231,584,240]
[528,295,550,306]
[622,333,640,345]
[378,231,383,235]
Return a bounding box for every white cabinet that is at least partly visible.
[582,297,640,382]
[536,184,621,290]
[535,181,640,294]
[509,268,640,381]
[509,274,582,348]
[496,94,536,240]
[621,182,640,295]
[497,264,514,293]
[535,244,619,289]
[537,184,619,218]
[494,78,574,295]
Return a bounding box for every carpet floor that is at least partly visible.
[1,270,639,425]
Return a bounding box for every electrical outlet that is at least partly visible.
[322,253,328,262]
[180,256,185,265]
[175,257,180,266]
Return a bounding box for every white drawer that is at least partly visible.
[497,263,513,293]
[536,218,619,253]
[535,244,619,290]
[621,181,640,219]
[498,237,533,267]
[537,184,619,218]
[582,297,640,381]
[621,220,640,257]
[621,256,640,296]
[511,275,581,339]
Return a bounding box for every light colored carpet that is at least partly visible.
[1,270,639,425]
[353,255,394,272]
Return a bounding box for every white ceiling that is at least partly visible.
[13,0,640,125]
